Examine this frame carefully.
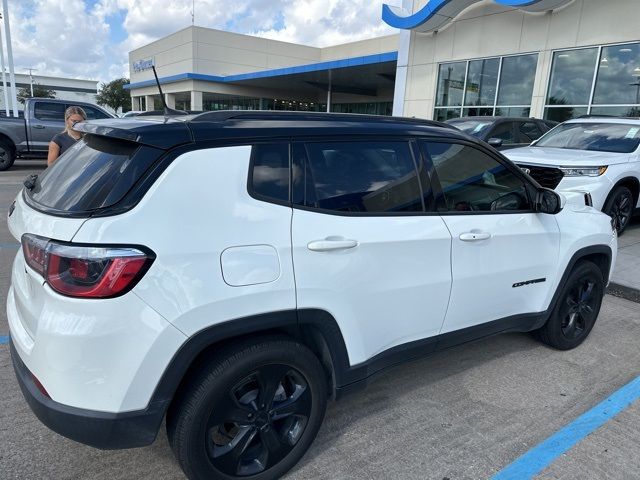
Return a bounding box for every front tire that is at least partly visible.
[167,337,328,480]
[536,260,604,350]
[0,139,16,171]
[603,186,634,234]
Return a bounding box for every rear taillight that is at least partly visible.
[21,234,155,299]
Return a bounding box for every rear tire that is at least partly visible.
[0,139,16,171]
[536,260,604,350]
[167,337,327,480]
[602,186,634,234]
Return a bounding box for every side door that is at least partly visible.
[28,101,66,151]
[420,140,560,334]
[290,138,452,366]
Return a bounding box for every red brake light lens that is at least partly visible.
[21,234,154,299]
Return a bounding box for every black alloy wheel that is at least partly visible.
[559,278,598,340]
[536,260,604,350]
[167,338,327,480]
[604,186,634,234]
[206,365,312,477]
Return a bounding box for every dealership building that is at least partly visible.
[127,0,640,122]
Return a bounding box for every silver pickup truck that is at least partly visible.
[0,98,114,170]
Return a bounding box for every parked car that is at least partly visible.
[446,116,558,150]
[504,118,640,234]
[0,97,114,171]
[120,110,143,117]
[8,111,616,480]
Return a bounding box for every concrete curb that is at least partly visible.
[607,282,640,304]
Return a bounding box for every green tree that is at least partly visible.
[96,77,130,113]
[17,83,56,104]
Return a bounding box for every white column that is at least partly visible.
[0,21,9,116]
[2,0,19,117]
[131,97,138,111]
[165,93,176,109]
[391,0,413,117]
[191,91,203,111]
[144,95,155,111]
[326,70,332,113]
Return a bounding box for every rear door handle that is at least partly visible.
[307,238,358,252]
[459,232,491,242]
[32,124,45,129]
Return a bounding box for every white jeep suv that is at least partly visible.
[8,112,617,480]
[504,118,640,234]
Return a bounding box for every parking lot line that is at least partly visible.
[492,375,640,480]
[0,335,9,345]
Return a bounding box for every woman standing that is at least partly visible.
[47,106,87,166]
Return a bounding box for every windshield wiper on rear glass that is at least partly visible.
[23,174,38,190]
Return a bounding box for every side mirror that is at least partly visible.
[488,138,503,148]
[536,188,562,214]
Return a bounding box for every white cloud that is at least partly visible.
[6,0,402,83]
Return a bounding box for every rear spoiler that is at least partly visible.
[73,120,193,150]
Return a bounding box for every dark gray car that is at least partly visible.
[447,116,558,150]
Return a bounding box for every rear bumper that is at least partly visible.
[10,339,167,450]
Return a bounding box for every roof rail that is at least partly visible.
[189,110,457,129]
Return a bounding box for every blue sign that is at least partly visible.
[382,0,572,32]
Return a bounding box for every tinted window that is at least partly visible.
[422,142,530,212]
[82,106,110,120]
[535,122,640,153]
[34,102,65,121]
[28,135,160,212]
[487,122,516,144]
[518,121,544,142]
[250,143,289,202]
[466,58,499,107]
[593,43,640,105]
[298,141,424,213]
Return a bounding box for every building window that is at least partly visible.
[434,53,538,121]
[544,42,640,122]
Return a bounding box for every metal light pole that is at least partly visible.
[26,67,37,97]
[0,14,9,116]
[1,0,18,117]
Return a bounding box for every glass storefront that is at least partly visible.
[544,42,640,122]
[200,94,393,115]
[434,53,538,120]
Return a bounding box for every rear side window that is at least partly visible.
[27,135,161,213]
[34,102,65,121]
[518,121,544,142]
[250,143,289,203]
[295,141,424,214]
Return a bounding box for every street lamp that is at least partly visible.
[631,66,640,105]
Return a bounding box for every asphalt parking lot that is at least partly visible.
[1,160,639,479]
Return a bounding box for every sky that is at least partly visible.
[5,0,402,85]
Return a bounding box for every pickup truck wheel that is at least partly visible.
[0,139,16,171]
[536,260,604,350]
[603,186,634,234]
[167,337,327,480]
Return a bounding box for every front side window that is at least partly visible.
[295,141,424,214]
[534,122,640,153]
[422,142,531,213]
[518,121,544,142]
[487,123,516,144]
[250,143,289,203]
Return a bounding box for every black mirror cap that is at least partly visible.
[488,137,503,148]
[536,188,562,214]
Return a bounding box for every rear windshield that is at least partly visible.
[446,119,493,138]
[27,134,161,213]
[534,122,640,153]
